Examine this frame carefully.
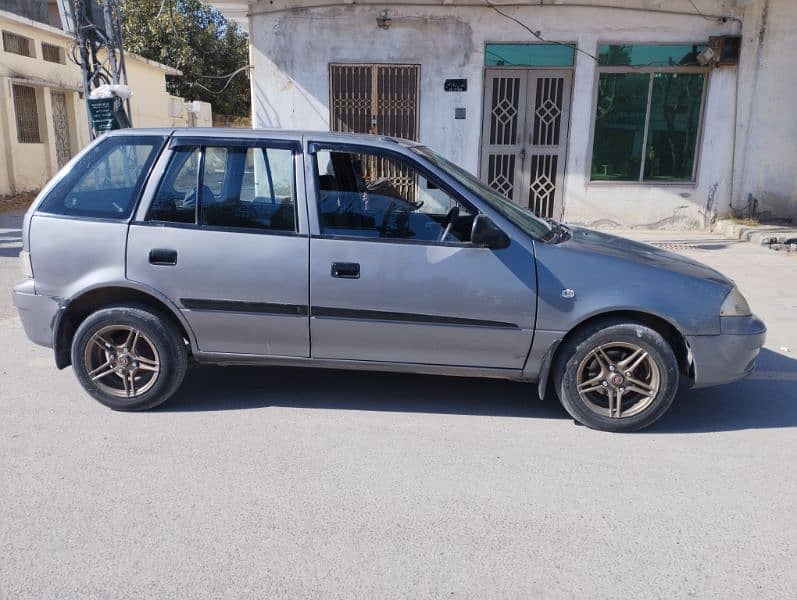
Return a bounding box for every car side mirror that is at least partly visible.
[470,214,510,249]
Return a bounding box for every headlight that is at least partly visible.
[19,250,33,279]
[720,286,751,317]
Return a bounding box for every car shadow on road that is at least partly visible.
[162,348,797,433]
[653,348,797,433]
[163,365,569,421]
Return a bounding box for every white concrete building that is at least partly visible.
[206,0,796,229]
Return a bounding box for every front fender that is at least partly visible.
[533,238,730,337]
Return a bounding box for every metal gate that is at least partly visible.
[51,91,72,168]
[480,69,572,219]
[329,64,420,140]
[329,64,420,199]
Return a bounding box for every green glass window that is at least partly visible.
[590,49,707,183]
[591,73,650,181]
[644,73,705,181]
[485,43,575,67]
[598,44,706,67]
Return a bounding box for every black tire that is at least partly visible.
[553,319,679,432]
[71,304,188,411]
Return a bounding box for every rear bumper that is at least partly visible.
[11,281,58,348]
[688,315,766,388]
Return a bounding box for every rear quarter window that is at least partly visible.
[38,135,165,220]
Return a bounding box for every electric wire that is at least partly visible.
[482,0,600,64]
[686,0,720,22]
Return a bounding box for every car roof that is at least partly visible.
[104,127,421,148]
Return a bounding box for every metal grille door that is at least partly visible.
[481,69,572,219]
[330,64,420,199]
[51,91,72,168]
[481,73,528,205]
[329,64,419,140]
[329,65,373,135]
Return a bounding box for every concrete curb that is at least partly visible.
[713,219,797,248]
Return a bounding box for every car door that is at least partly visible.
[127,135,310,357]
[307,141,536,369]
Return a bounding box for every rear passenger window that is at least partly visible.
[200,146,296,232]
[147,148,200,224]
[147,144,296,233]
[39,135,164,219]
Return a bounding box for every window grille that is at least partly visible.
[41,42,64,64]
[12,85,41,143]
[3,31,34,57]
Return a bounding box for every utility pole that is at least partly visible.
[68,0,131,139]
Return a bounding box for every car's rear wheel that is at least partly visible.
[554,320,679,432]
[71,305,188,411]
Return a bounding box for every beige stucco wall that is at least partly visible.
[0,10,87,195]
[0,9,211,196]
[97,52,212,129]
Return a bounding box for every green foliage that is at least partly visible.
[118,0,250,117]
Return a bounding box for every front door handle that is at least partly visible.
[331,262,360,279]
[149,248,178,266]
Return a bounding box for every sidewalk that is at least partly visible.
[713,219,797,248]
[597,220,797,258]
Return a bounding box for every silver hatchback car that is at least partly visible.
[13,129,765,432]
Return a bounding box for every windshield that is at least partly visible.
[409,145,553,240]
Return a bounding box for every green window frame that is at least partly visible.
[590,44,709,183]
[485,43,575,67]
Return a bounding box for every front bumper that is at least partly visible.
[11,280,58,348]
[688,315,767,388]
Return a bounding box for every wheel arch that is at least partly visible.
[537,309,692,400]
[53,284,195,369]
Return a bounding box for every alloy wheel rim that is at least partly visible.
[576,342,660,419]
[84,325,160,398]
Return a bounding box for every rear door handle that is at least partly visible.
[149,248,177,266]
[331,262,360,279]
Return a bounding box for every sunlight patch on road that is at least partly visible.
[747,371,797,381]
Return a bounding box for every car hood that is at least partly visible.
[562,226,732,287]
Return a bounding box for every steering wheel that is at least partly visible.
[182,188,197,208]
[439,205,460,242]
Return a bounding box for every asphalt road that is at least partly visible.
[1,208,796,599]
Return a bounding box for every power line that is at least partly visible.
[197,66,252,79]
[686,0,719,22]
[482,0,599,64]
[187,65,252,94]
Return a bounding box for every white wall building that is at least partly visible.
[207,0,795,229]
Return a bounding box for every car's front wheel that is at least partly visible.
[71,305,188,411]
[554,320,680,432]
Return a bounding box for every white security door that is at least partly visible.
[481,69,572,219]
[480,71,529,206]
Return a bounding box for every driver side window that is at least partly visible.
[314,149,474,242]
